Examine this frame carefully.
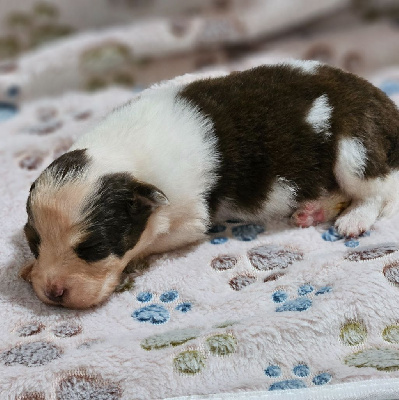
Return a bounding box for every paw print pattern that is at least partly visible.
[383,261,399,286]
[18,152,45,170]
[2,322,117,398]
[140,324,238,375]
[0,341,62,367]
[264,363,332,391]
[272,284,332,312]
[208,220,265,245]
[232,224,265,241]
[1,322,85,367]
[322,226,370,248]
[0,102,18,122]
[17,322,44,337]
[132,290,191,325]
[56,370,122,399]
[173,333,237,375]
[211,245,303,291]
[211,255,238,271]
[229,274,256,291]
[341,321,399,371]
[16,391,46,400]
[52,323,82,338]
[345,243,399,262]
[248,245,303,271]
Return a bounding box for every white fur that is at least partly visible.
[70,83,220,251]
[335,137,367,180]
[262,177,298,217]
[306,94,332,137]
[334,137,399,235]
[215,177,297,222]
[281,59,321,74]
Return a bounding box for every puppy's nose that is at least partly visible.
[44,284,65,303]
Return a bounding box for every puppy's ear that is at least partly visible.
[19,262,34,283]
[134,182,169,209]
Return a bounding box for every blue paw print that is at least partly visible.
[207,225,227,234]
[380,80,399,97]
[265,364,332,391]
[232,224,265,241]
[208,221,265,245]
[272,284,332,312]
[322,226,370,248]
[0,101,18,122]
[132,290,192,325]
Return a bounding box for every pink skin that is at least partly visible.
[293,202,326,228]
[293,199,362,238]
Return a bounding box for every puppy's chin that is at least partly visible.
[35,284,118,309]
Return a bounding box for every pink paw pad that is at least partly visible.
[293,203,325,228]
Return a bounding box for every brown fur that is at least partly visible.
[179,64,399,216]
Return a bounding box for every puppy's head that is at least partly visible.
[21,149,168,309]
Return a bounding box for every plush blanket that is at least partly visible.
[2,2,399,397]
[2,62,399,400]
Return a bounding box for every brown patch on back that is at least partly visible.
[179,64,399,216]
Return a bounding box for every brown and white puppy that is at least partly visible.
[21,60,399,308]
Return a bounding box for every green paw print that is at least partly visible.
[341,321,399,371]
[173,334,237,375]
[140,322,238,374]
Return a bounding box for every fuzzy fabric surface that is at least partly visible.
[1,64,399,400]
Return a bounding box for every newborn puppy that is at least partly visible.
[21,61,399,308]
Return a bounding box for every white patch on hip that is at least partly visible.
[215,177,297,222]
[306,94,333,138]
[262,177,298,217]
[335,137,367,180]
[281,59,321,74]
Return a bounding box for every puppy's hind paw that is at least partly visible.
[292,202,325,228]
[334,202,378,238]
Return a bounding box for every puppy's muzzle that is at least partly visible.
[44,284,65,304]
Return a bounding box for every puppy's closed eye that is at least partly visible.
[74,235,108,263]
